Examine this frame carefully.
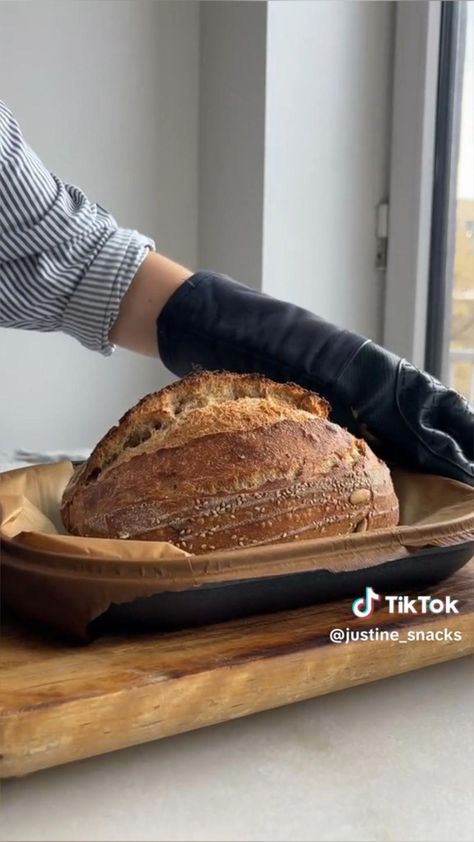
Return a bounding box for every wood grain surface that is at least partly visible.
[1,561,473,778]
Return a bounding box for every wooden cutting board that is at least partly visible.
[1,561,473,778]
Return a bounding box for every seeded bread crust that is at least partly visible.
[61,372,399,552]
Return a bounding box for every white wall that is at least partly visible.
[0,0,199,452]
[197,0,395,338]
[0,0,396,454]
[198,1,267,289]
[262,0,395,339]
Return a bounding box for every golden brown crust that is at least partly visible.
[61,372,399,552]
[72,372,330,485]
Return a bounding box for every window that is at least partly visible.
[384,1,474,406]
[449,3,474,402]
[425,1,474,403]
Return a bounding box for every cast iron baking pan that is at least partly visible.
[90,541,474,635]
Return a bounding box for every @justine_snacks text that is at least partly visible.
[329,627,463,644]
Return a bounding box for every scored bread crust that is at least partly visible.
[61,372,399,552]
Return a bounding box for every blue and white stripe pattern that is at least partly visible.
[0,101,155,354]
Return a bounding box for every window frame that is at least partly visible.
[425,1,467,380]
[383,1,442,368]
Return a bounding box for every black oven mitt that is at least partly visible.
[157,272,474,486]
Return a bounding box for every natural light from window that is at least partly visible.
[450,2,474,403]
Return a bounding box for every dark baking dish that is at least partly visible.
[2,463,474,640]
[89,541,474,634]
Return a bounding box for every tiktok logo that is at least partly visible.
[352,586,381,618]
[351,587,459,618]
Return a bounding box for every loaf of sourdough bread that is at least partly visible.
[61,372,399,552]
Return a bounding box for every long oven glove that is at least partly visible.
[157,272,474,486]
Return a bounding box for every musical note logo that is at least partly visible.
[352,586,381,618]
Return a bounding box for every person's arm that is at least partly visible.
[109,251,191,356]
[2,103,471,485]
[0,100,189,356]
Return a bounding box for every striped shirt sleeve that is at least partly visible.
[0,100,155,355]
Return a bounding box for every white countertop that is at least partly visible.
[1,657,473,842]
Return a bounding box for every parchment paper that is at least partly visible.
[0,461,188,560]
